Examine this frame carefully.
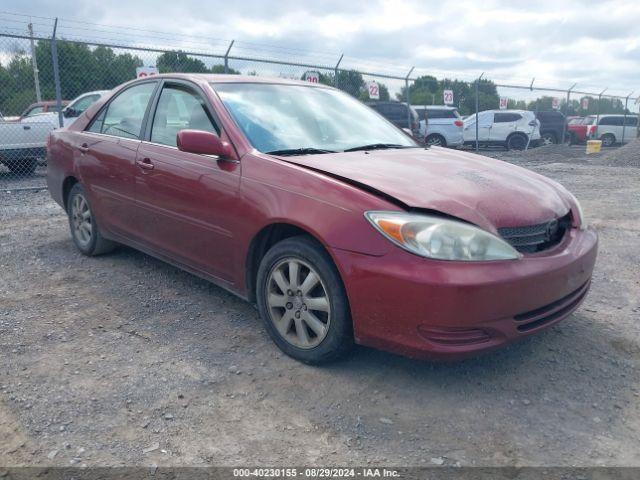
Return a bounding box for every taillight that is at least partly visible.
[45,132,52,150]
[454,120,463,127]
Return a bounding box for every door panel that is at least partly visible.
[75,132,139,238]
[134,142,240,281]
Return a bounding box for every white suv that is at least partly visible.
[463,110,541,150]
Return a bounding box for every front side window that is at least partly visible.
[213,83,416,153]
[88,82,156,139]
[151,85,218,147]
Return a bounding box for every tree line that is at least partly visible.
[0,40,629,117]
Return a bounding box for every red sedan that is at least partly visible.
[47,74,598,364]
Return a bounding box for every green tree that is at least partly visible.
[156,51,209,73]
[210,64,240,74]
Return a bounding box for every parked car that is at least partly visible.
[20,100,69,119]
[47,74,597,364]
[567,116,594,144]
[34,90,110,128]
[535,110,566,145]
[591,114,638,146]
[415,106,464,147]
[0,119,55,174]
[463,110,541,150]
[366,101,419,136]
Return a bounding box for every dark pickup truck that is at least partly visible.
[535,110,567,145]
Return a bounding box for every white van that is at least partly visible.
[593,114,638,146]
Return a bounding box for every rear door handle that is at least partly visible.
[23,125,31,130]
[136,158,154,170]
[78,143,89,153]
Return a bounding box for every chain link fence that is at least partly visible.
[1,21,638,188]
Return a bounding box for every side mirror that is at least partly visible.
[177,129,233,157]
[402,128,413,136]
[63,108,77,118]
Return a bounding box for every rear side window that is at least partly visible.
[625,116,638,126]
[599,116,624,126]
[88,82,156,139]
[150,84,219,147]
[494,113,522,123]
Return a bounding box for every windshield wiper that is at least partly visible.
[343,143,411,152]
[265,147,337,156]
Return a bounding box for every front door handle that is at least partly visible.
[78,143,89,153]
[136,158,154,170]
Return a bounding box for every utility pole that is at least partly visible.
[28,22,42,102]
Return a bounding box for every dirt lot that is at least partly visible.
[0,144,639,468]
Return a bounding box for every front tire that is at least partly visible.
[67,183,115,256]
[256,236,353,364]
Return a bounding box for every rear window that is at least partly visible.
[568,118,584,125]
[427,109,460,119]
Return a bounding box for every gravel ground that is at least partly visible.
[1,145,639,468]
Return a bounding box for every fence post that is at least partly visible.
[562,83,576,144]
[475,72,484,152]
[622,91,633,143]
[50,18,63,128]
[404,67,414,131]
[596,87,607,131]
[333,54,343,87]
[224,40,234,74]
[28,23,42,103]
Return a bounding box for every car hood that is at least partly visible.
[277,147,572,233]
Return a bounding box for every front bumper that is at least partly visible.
[331,227,598,360]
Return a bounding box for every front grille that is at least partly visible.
[498,212,571,253]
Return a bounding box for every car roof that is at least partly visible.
[140,73,331,88]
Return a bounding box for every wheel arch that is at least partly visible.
[245,222,336,304]
[62,175,79,212]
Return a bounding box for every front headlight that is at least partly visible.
[571,195,587,230]
[365,211,521,261]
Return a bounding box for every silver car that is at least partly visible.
[415,106,464,147]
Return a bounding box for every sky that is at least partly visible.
[1,0,639,101]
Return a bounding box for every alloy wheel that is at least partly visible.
[71,194,93,247]
[266,258,331,349]
[426,136,443,147]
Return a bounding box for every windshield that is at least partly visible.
[212,83,417,153]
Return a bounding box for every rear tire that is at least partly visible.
[425,134,447,147]
[67,183,116,256]
[600,133,616,147]
[256,236,353,364]
[506,133,528,151]
[540,132,557,145]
